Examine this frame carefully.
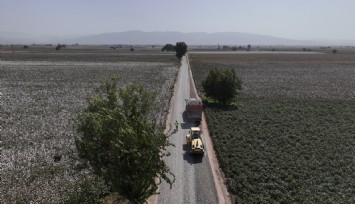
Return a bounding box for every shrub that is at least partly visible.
[202,68,242,104]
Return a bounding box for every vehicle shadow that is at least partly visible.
[181,121,193,130]
[183,150,203,164]
[183,143,188,151]
[182,111,188,122]
[181,111,200,129]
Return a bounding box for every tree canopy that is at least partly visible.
[161,44,175,52]
[202,68,242,104]
[175,42,187,60]
[75,78,174,204]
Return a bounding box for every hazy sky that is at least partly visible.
[1,0,354,40]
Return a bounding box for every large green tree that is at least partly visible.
[175,42,187,59]
[202,68,242,104]
[75,79,174,204]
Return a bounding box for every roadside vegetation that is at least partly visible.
[75,79,174,203]
[202,68,242,104]
[190,53,355,203]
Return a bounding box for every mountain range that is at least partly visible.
[0,30,353,46]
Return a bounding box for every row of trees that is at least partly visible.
[162,42,187,60]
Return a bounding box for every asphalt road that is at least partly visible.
[157,57,218,204]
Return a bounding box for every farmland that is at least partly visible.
[189,53,355,203]
[0,46,178,203]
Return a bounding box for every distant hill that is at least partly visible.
[0,30,353,45]
[0,32,35,44]
[61,31,307,45]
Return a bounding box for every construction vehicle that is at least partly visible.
[185,98,203,122]
[186,127,205,155]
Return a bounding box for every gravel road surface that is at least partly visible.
[157,56,218,204]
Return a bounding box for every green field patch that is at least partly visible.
[190,53,355,203]
[206,99,355,203]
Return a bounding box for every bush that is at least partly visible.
[202,68,242,104]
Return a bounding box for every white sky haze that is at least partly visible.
[0,0,354,40]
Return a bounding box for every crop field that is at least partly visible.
[189,53,355,203]
[0,47,178,203]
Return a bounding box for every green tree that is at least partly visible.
[175,42,187,59]
[202,68,242,104]
[75,78,174,204]
[161,44,175,52]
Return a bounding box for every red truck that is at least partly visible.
[185,98,203,122]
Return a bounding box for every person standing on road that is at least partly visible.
[175,120,179,130]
